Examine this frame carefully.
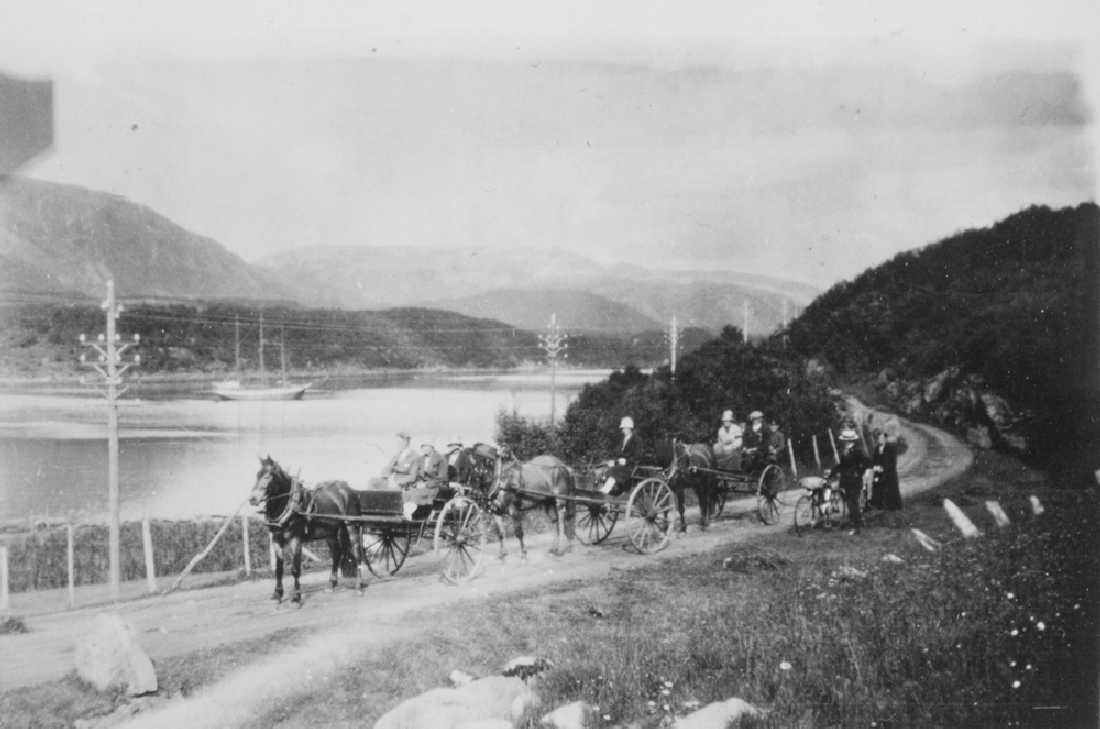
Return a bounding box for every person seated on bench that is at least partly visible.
[765,418,787,465]
[742,410,767,470]
[601,416,644,495]
[383,431,421,489]
[713,409,743,470]
[403,443,449,519]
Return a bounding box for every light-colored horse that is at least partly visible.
[492,453,576,559]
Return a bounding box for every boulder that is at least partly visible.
[672,698,760,728]
[73,613,158,696]
[540,700,595,729]
[374,676,529,729]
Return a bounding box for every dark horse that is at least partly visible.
[656,439,717,532]
[493,452,576,559]
[249,456,367,604]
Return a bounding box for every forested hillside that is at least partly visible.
[0,299,684,377]
[785,203,1099,462]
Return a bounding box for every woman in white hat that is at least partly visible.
[714,409,743,470]
[826,426,872,534]
[601,415,644,495]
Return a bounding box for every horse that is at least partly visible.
[656,439,717,533]
[491,453,576,560]
[249,456,367,604]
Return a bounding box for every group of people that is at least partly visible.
[827,424,902,535]
[713,409,786,472]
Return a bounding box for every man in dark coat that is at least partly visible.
[601,416,644,495]
[827,426,872,534]
[870,430,902,510]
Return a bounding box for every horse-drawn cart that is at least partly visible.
[690,460,790,525]
[570,466,678,553]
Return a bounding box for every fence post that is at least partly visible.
[828,429,840,464]
[67,523,76,609]
[141,518,157,593]
[0,545,9,612]
[787,438,798,478]
[812,434,822,472]
[241,514,251,576]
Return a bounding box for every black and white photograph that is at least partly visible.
[0,2,1097,727]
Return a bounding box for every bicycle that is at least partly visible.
[793,476,849,535]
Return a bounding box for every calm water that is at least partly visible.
[0,370,607,522]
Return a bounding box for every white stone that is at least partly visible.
[1029,495,1044,516]
[882,553,905,564]
[673,698,760,729]
[449,669,476,686]
[910,528,942,552]
[943,499,981,538]
[374,675,527,729]
[73,613,158,696]
[984,500,1011,528]
[540,700,594,729]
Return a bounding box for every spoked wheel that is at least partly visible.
[710,488,728,518]
[364,526,412,576]
[576,501,618,545]
[626,478,675,554]
[793,494,817,535]
[433,498,487,584]
[757,465,787,525]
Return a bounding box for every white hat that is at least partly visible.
[749,410,764,420]
[839,427,859,441]
[721,410,734,422]
[619,416,634,429]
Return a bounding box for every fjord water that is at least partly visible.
[0,370,606,523]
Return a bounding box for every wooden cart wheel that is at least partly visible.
[433,498,486,584]
[576,501,618,545]
[364,526,412,576]
[756,465,786,525]
[626,478,675,554]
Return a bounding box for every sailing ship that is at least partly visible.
[214,313,310,401]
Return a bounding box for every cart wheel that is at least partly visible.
[793,494,816,535]
[757,491,781,525]
[433,498,486,584]
[576,501,618,545]
[710,488,728,518]
[364,527,412,576]
[626,478,675,554]
[758,464,788,498]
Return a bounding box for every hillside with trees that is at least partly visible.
[784,202,1098,463]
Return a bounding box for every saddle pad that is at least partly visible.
[357,490,405,516]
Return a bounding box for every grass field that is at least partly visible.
[2,449,1096,729]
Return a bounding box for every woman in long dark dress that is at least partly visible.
[871,430,902,510]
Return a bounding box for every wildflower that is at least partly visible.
[602,715,611,722]
[663,680,674,688]
[1010,629,1019,637]
[1009,660,1017,667]
[779,661,792,671]
[1012,680,1021,689]
[1007,592,1015,600]
[1037,621,1046,631]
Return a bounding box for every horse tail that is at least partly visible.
[337,523,358,578]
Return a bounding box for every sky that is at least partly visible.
[1,1,1097,285]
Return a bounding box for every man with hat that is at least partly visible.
[742,410,767,470]
[403,442,449,519]
[714,409,743,470]
[601,415,644,495]
[826,425,873,535]
[382,431,420,489]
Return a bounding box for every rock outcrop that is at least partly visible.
[73,613,158,696]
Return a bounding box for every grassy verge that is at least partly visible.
[241,449,1099,728]
[0,627,309,729]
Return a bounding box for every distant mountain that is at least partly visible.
[255,246,816,335]
[0,177,279,300]
[427,289,661,334]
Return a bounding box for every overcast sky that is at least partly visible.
[1,1,1097,284]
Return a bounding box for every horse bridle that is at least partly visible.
[253,465,295,525]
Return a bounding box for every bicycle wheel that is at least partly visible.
[793,494,816,535]
[825,489,848,528]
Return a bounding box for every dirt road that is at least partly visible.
[2,414,971,728]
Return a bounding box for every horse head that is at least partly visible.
[250,455,292,513]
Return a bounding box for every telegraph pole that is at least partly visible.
[538,313,568,424]
[258,311,266,386]
[80,280,140,601]
[668,315,680,380]
[742,300,749,343]
[234,314,241,374]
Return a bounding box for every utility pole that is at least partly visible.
[79,280,140,601]
[280,327,287,385]
[234,314,241,375]
[781,298,789,328]
[742,299,750,343]
[258,311,266,386]
[538,313,568,424]
[668,315,680,381]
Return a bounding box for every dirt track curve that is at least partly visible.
[2,412,972,729]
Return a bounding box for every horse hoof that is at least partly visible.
[678,524,687,534]
[291,593,302,605]
[271,591,283,602]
